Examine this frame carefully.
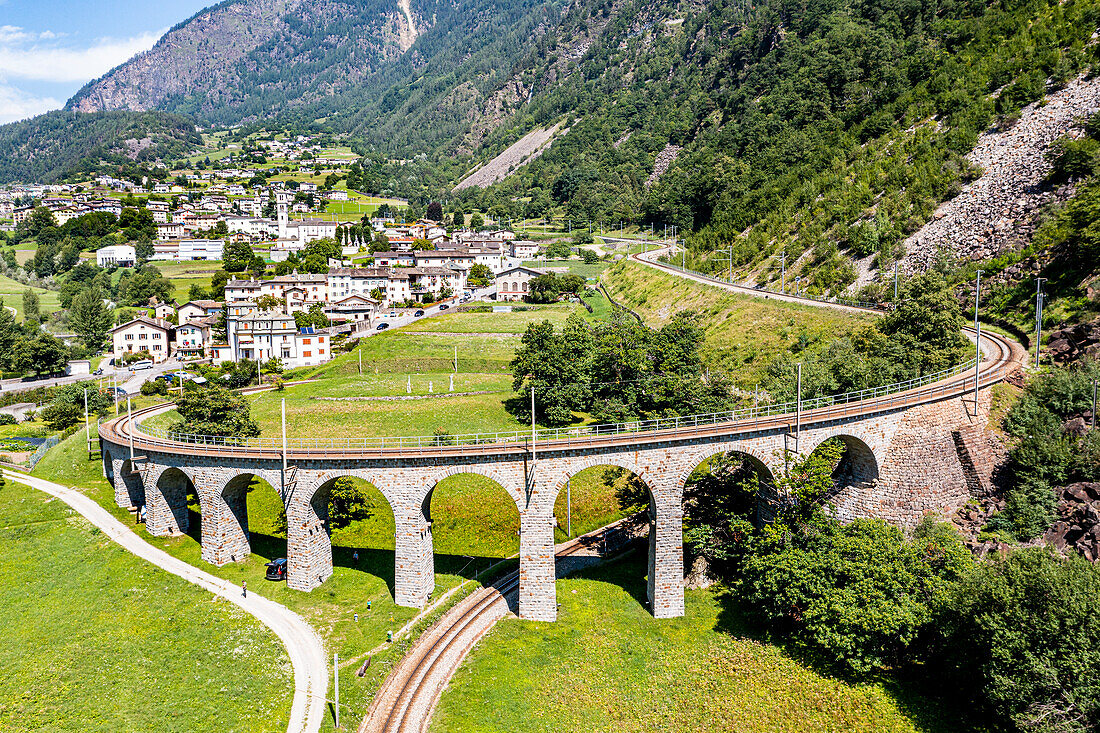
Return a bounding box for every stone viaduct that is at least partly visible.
[97,328,1020,622]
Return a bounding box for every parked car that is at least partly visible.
[414,309,425,317]
[438,304,450,311]
[131,360,153,370]
[265,558,288,581]
[376,322,390,331]
[107,386,128,397]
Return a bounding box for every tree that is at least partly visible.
[40,401,82,431]
[937,549,1100,733]
[742,443,973,674]
[426,201,443,221]
[467,263,492,287]
[173,384,260,438]
[0,300,18,369]
[21,288,40,324]
[470,212,484,231]
[223,240,256,273]
[294,302,330,329]
[70,287,113,352]
[254,294,284,312]
[581,249,600,264]
[327,477,373,529]
[545,240,573,259]
[511,315,593,425]
[452,210,464,228]
[11,333,68,376]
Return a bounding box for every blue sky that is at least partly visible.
[0,0,213,124]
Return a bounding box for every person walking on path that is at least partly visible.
[242,581,247,598]
[353,551,359,565]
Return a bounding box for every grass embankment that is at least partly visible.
[602,259,877,385]
[153,260,224,303]
[0,476,292,732]
[0,273,59,322]
[431,553,951,733]
[32,424,633,729]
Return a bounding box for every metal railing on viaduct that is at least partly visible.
[97,272,1024,622]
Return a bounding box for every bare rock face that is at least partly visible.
[67,0,413,123]
[901,76,1100,274]
[647,143,682,187]
[1046,317,1100,364]
[1044,483,1100,561]
[683,555,716,589]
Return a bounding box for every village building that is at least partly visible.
[96,244,136,268]
[111,316,174,363]
[495,265,545,302]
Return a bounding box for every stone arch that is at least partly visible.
[805,433,881,492]
[285,472,391,593]
[205,472,259,566]
[545,455,655,512]
[146,466,195,537]
[544,457,672,614]
[102,447,114,483]
[116,458,146,509]
[675,443,778,495]
[419,464,523,512]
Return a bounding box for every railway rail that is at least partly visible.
[360,520,636,733]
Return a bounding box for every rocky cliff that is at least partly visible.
[68,0,419,125]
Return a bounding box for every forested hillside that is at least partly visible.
[0,111,199,184]
[6,0,1100,299]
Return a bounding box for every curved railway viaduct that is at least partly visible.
[97,320,1022,622]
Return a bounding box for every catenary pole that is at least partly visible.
[334,652,339,729]
[974,270,982,416]
[281,398,287,490]
[1035,278,1046,366]
[127,396,134,463]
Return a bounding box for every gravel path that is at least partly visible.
[4,470,329,733]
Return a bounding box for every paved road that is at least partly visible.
[355,286,497,338]
[4,470,328,733]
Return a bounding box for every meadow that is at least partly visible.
[602,259,877,385]
[0,475,292,732]
[431,554,952,733]
[0,273,60,322]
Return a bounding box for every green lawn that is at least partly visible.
[402,304,582,334]
[522,259,609,279]
[0,273,59,322]
[150,261,223,302]
[431,554,952,733]
[603,259,877,385]
[0,476,292,732]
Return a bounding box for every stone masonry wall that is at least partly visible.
[100,382,996,622]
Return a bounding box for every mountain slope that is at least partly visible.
[68,0,426,126]
[0,111,199,184]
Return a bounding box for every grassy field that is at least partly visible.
[402,304,582,334]
[602,259,877,385]
[151,260,224,302]
[522,259,609,279]
[0,273,59,322]
[0,476,292,732]
[431,554,951,733]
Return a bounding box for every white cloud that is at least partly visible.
[0,82,60,124]
[0,28,164,83]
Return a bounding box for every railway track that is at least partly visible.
[360,521,634,733]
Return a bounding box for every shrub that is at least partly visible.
[937,549,1100,733]
[40,401,82,431]
[0,414,16,426]
[743,516,972,674]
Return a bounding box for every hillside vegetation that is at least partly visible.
[0,111,198,184]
